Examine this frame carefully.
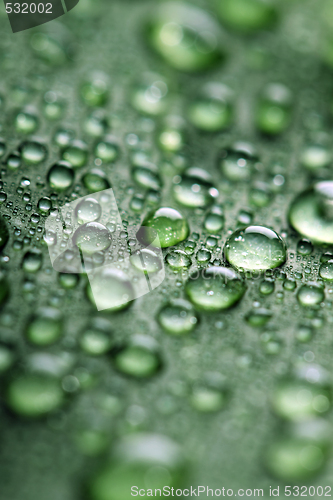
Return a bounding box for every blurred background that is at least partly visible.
[0,0,333,498]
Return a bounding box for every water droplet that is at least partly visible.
[173,168,218,208]
[219,143,257,182]
[185,266,246,311]
[112,335,162,378]
[224,225,286,271]
[300,144,331,171]
[131,73,170,116]
[80,328,112,356]
[22,250,43,273]
[319,260,333,280]
[62,140,88,168]
[142,207,189,248]
[38,197,52,214]
[132,163,162,191]
[259,279,275,295]
[158,299,198,335]
[297,284,325,307]
[30,33,68,66]
[47,162,74,191]
[80,73,109,107]
[59,272,79,289]
[165,249,191,269]
[146,3,225,72]
[266,438,326,481]
[82,169,110,193]
[75,197,102,224]
[73,222,111,254]
[20,141,47,165]
[6,373,65,417]
[216,0,278,33]
[42,91,64,120]
[289,181,333,244]
[256,84,292,135]
[188,83,233,132]
[87,268,134,312]
[84,109,109,137]
[190,384,226,412]
[297,239,313,256]
[88,434,186,500]
[95,136,119,163]
[130,249,163,274]
[26,307,62,346]
[245,308,272,327]
[14,110,39,134]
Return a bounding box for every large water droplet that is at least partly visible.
[185,266,246,311]
[172,168,218,208]
[224,225,286,271]
[158,299,198,335]
[146,2,225,72]
[142,207,189,248]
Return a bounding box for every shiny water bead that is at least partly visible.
[80,73,109,107]
[289,181,333,244]
[87,268,134,312]
[131,73,170,116]
[283,279,296,291]
[300,144,331,171]
[19,141,47,165]
[142,207,189,248]
[80,328,112,356]
[112,335,162,378]
[158,299,198,335]
[6,153,21,170]
[0,192,7,204]
[22,250,43,273]
[95,136,119,163]
[73,222,111,254]
[26,308,62,346]
[188,83,233,132]
[130,249,163,274]
[82,169,110,193]
[84,110,109,137]
[30,33,68,66]
[297,239,313,256]
[196,248,211,264]
[14,110,39,134]
[75,197,102,224]
[245,308,272,327]
[216,0,278,33]
[146,2,225,72]
[62,140,88,168]
[59,272,79,289]
[132,162,162,191]
[88,434,186,500]
[249,183,271,207]
[0,273,9,306]
[204,206,224,233]
[53,128,75,149]
[37,197,52,214]
[158,115,185,152]
[0,140,6,158]
[42,91,64,120]
[6,373,65,417]
[319,260,333,280]
[259,279,275,295]
[172,168,218,208]
[0,216,9,251]
[272,379,331,422]
[47,162,74,190]
[297,284,325,307]
[165,249,191,269]
[256,84,293,135]
[185,266,246,311]
[266,438,327,481]
[224,225,286,271]
[219,143,257,182]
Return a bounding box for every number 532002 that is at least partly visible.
[5,3,53,13]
